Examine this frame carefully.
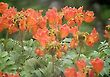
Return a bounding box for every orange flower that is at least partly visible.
[85,35,94,47]
[35,48,44,57]
[0,72,3,77]
[8,73,20,77]
[91,28,99,42]
[91,58,104,73]
[0,17,3,32]
[104,30,110,39]
[0,2,8,14]
[61,44,68,53]
[85,28,99,47]
[74,6,84,26]
[89,69,95,77]
[24,8,42,31]
[26,16,37,30]
[70,26,79,37]
[60,24,70,39]
[19,18,26,31]
[70,38,78,48]
[1,7,17,29]
[33,28,50,47]
[67,19,75,27]
[84,11,95,23]
[77,72,86,77]
[46,8,62,28]
[38,16,47,29]
[0,7,17,33]
[62,6,76,21]
[56,50,62,59]
[64,67,77,77]
[8,25,18,34]
[76,59,86,72]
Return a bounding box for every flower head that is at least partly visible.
[84,11,95,23]
[46,8,62,28]
[0,2,8,14]
[91,58,104,73]
[35,48,44,57]
[76,59,86,72]
[62,6,76,21]
[60,24,70,39]
[85,28,99,47]
[64,67,77,77]
[56,50,62,59]
[89,69,95,77]
[70,38,78,48]
[77,72,86,77]
[33,28,50,47]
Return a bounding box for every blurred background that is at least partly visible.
[0,0,110,40]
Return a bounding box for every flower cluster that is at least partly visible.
[64,58,104,77]
[0,2,99,58]
[0,72,19,77]
[0,2,102,77]
[0,2,44,34]
[33,7,98,58]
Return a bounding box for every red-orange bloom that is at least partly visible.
[74,7,84,26]
[35,48,44,57]
[0,72,3,77]
[0,2,8,14]
[46,8,62,28]
[56,50,62,59]
[70,38,78,48]
[0,17,3,32]
[64,67,77,77]
[24,9,42,31]
[77,72,86,77]
[0,7,17,33]
[84,11,95,23]
[33,28,50,47]
[8,25,18,34]
[76,59,86,72]
[61,44,68,53]
[89,69,95,77]
[8,73,20,77]
[0,72,20,77]
[86,28,99,47]
[19,18,26,31]
[91,58,104,73]
[38,16,47,29]
[67,19,75,27]
[60,24,70,39]
[104,30,110,39]
[62,6,76,21]
[70,26,79,37]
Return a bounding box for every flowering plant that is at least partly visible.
[0,2,109,77]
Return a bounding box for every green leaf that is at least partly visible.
[33,70,42,77]
[1,52,8,57]
[5,39,15,50]
[90,51,99,58]
[104,49,110,55]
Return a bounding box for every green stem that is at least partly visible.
[6,31,9,40]
[78,46,82,60]
[52,56,55,77]
[108,38,110,46]
[4,31,9,51]
[19,31,24,52]
[96,73,99,77]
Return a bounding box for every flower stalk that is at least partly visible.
[52,55,55,77]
